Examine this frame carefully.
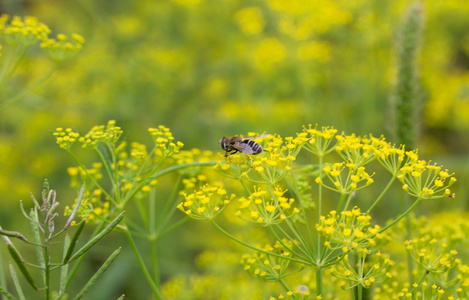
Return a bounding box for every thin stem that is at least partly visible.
[0,65,58,110]
[379,196,422,234]
[210,221,310,265]
[366,174,398,215]
[316,155,324,297]
[122,222,162,299]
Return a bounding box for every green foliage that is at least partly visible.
[0,0,469,299]
[0,181,123,299]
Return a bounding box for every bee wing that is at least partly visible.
[232,142,255,154]
[243,134,271,140]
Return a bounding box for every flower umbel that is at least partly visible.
[177,184,234,221]
[236,186,300,226]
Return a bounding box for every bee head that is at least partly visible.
[219,137,226,149]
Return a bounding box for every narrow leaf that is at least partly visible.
[73,247,121,300]
[6,245,38,290]
[63,220,86,264]
[67,211,125,263]
[29,209,45,285]
[58,235,71,298]
[116,295,125,300]
[9,264,25,300]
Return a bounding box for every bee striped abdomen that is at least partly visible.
[242,139,263,154]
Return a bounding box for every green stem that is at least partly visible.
[210,221,310,265]
[379,196,422,234]
[0,65,58,110]
[357,284,363,300]
[122,223,162,299]
[366,174,397,215]
[405,194,415,286]
[316,155,324,297]
[44,239,50,300]
[315,267,323,298]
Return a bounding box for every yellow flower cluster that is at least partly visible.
[317,207,383,252]
[302,125,338,156]
[331,251,393,289]
[0,14,84,61]
[236,186,300,226]
[177,184,235,221]
[315,162,374,194]
[53,127,80,150]
[67,163,103,188]
[79,120,123,148]
[215,133,308,184]
[398,158,457,200]
[148,125,184,156]
[41,32,85,62]
[404,238,460,275]
[240,240,295,282]
[0,15,50,46]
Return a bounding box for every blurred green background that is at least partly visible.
[1,0,469,298]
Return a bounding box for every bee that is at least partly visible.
[219,134,270,157]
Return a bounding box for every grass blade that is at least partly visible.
[72,247,121,300]
[67,211,125,263]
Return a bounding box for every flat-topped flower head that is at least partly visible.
[240,240,297,282]
[41,32,85,62]
[53,127,80,150]
[398,159,456,200]
[79,120,123,149]
[1,15,51,46]
[148,125,184,157]
[236,186,300,226]
[177,184,234,221]
[317,207,385,252]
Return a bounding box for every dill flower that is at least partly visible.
[317,207,384,252]
[317,162,374,194]
[302,124,338,156]
[177,184,235,221]
[1,15,51,46]
[240,240,298,282]
[53,127,80,150]
[41,32,85,62]
[216,133,307,184]
[79,120,123,149]
[236,186,300,226]
[405,238,460,275]
[330,250,393,289]
[397,158,456,199]
[148,125,184,156]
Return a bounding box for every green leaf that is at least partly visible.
[73,247,121,300]
[0,285,17,299]
[29,209,45,285]
[58,234,71,298]
[62,220,86,264]
[9,263,25,300]
[67,211,125,263]
[6,244,38,290]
